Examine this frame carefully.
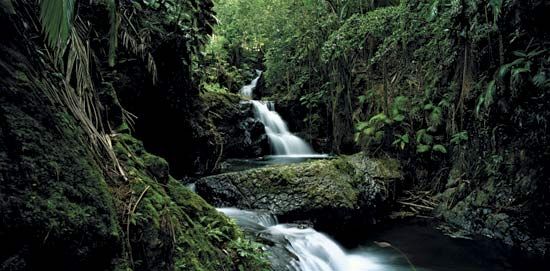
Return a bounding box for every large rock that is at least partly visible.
[201,92,270,159]
[196,153,403,231]
[435,163,549,256]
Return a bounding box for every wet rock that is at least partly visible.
[435,163,548,256]
[196,153,403,231]
[202,93,269,159]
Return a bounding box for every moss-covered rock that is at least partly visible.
[0,83,122,270]
[112,133,270,271]
[196,153,403,231]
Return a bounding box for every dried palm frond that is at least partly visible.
[122,108,137,131]
[36,8,127,180]
[120,11,158,84]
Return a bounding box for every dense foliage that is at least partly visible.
[206,0,550,254]
[207,0,549,179]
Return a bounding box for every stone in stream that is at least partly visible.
[196,153,403,232]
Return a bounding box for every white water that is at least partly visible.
[240,70,263,98]
[240,71,320,156]
[218,208,385,271]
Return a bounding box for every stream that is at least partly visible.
[219,207,543,271]
[203,72,545,271]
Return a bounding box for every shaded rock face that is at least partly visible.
[224,100,269,158]
[201,93,269,160]
[0,7,122,270]
[196,154,403,232]
[435,162,549,257]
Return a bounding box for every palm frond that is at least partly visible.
[39,0,76,50]
[107,0,119,67]
[120,12,158,84]
[0,0,15,14]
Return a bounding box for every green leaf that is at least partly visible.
[428,0,440,22]
[497,64,512,79]
[365,127,376,136]
[526,49,546,58]
[429,106,442,126]
[532,72,547,88]
[39,0,76,50]
[417,144,430,153]
[107,0,119,67]
[489,0,503,23]
[512,51,527,58]
[358,95,367,104]
[483,80,496,109]
[415,129,427,143]
[356,121,369,131]
[368,113,388,125]
[451,131,469,145]
[476,94,485,116]
[432,144,447,153]
[423,103,434,111]
[393,114,405,122]
[401,134,410,144]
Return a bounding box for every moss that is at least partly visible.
[1,89,268,271]
[200,91,241,112]
[112,134,270,271]
[0,92,123,270]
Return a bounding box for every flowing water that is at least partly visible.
[219,208,384,271]
[208,73,547,271]
[240,71,325,157]
[219,208,544,271]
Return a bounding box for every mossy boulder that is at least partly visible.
[196,153,403,231]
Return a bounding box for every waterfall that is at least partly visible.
[218,208,385,271]
[240,70,263,98]
[240,71,319,156]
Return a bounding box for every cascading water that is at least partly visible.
[218,208,393,271]
[240,71,320,156]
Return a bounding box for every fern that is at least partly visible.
[39,0,76,50]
